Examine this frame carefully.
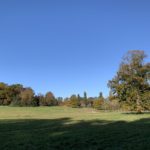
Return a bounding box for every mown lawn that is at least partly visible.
[0,106,150,150]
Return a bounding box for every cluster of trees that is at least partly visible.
[62,91,122,110]
[0,50,149,112]
[0,83,58,106]
[0,83,106,109]
[0,82,115,109]
[63,92,105,109]
[0,82,128,110]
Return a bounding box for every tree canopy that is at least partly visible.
[108,50,150,112]
[0,50,149,111]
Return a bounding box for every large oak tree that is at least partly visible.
[108,50,150,112]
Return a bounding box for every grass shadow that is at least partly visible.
[0,117,150,150]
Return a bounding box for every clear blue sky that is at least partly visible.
[0,0,150,98]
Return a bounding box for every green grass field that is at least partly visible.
[0,106,150,150]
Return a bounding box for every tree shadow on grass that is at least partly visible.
[0,117,150,150]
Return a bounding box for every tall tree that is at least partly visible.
[43,91,57,106]
[20,88,35,106]
[83,91,88,107]
[37,93,45,106]
[93,92,104,109]
[77,94,81,101]
[99,92,104,100]
[108,50,150,112]
[7,84,23,105]
[0,82,8,105]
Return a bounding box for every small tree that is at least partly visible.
[93,92,104,109]
[69,95,80,108]
[93,99,103,109]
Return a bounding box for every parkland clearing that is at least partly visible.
[0,106,150,150]
[0,50,149,150]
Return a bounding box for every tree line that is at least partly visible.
[0,50,150,111]
[0,82,106,108]
[0,83,58,106]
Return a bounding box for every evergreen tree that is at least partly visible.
[83,91,88,107]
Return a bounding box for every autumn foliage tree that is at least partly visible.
[108,50,150,112]
[0,83,23,105]
[93,92,104,109]
[0,82,8,105]
[0,50,149,110]
[68,95,80,108]
[0,83,58,107]
[40,92,57,106]
[19,88,35,106]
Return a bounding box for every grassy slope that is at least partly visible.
[0,106,150,150]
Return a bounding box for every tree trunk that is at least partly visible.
[136,93,142,114]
